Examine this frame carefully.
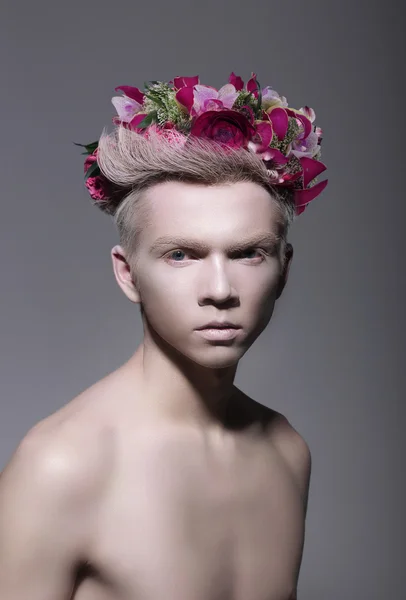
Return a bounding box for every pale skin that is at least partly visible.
[0,180,311,600]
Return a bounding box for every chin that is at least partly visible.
[183,344,250,369]
[147,323,250,369]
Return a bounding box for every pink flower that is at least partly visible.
[111,95,143,123]
[84,150,110,201]
[228,72,244,91]
[262,87,289,111]
[85,176,110,201]
[172,75,200,90]
[190,109,255,149]
[114,85,145,104]
[299,106,316,122]
[247,120,274,154]
[173,76,200,115]
[291,130,320,158]
[191,84,240,117]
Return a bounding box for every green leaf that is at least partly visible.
[74,140,98,154]
[145,91,166,109]
[86,141,98,153]
[84,161,100,180]
[135,111,158,129]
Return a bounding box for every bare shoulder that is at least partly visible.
[0,393,116,596]
[236,391,312,515]
[1,414,111,506]
[1,380,116,504]
[266,408,312,517]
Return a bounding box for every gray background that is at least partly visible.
[1,1,405,598]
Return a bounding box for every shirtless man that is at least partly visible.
[0,72,327,600]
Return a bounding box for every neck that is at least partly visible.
[122,332,240,432]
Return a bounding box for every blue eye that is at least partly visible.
[169,250,187,261]
[241,249,259,259]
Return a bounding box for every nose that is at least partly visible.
[198,256,237,306]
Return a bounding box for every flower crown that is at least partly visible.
[77,72,328,216]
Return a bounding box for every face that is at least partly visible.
[112,180,293,369]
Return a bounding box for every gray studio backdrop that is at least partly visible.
[1,1,405,599]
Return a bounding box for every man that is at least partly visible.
[0,72,327,599]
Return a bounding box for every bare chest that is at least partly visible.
[74,430,304,600]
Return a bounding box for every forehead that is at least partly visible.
[142,180,283,240]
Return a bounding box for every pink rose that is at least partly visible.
[190,109,255,150]
[84,149,110,201]
[85,176,110,201]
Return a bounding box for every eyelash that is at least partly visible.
[165,248,267,263]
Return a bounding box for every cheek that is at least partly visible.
[137,271,192,328]
[238,269,280,303]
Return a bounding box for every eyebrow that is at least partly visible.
[149,232,281,254]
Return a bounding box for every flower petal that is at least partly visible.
[173,76,199,90]
[299,157,327,188]
[193,85,219,115]
[128,113,149,131]
[268,107,289,140]
[246,72,258,95]
[114,86,144,104]
[286,108,312,139]
[299,106,316,122]
[262,87,288,110]
[259,147,289,165]
[111,96,142,122]
[294,179,328,207]
[217,83,240,109]
[175,87,195,113]
[248,121,273,153]
[229,72,244,91]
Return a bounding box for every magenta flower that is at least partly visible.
[246,72,259,96]
[114,85,145,104]
[172,75,200,90]
[191,109,255,149]
[228,71,244,91]
[83,150,110,202]
[293,157,328,214]
[248,121,273,154]
[111,85,146,128]
[173,75,200,114]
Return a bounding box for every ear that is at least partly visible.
[276,242,293,300]
[111,245,141,304]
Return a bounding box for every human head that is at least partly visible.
[97,129,293,368]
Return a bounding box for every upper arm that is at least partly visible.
[0,430,92,599]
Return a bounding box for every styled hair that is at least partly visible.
[96,125,296,268]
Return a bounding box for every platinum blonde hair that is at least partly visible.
[96,125,296,269]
